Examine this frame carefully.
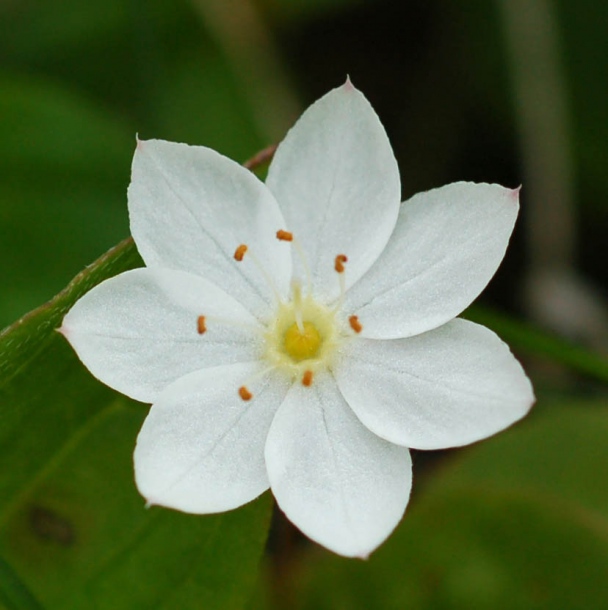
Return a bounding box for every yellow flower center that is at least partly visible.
[283,321,322,361]
[263,288,340,379]
[212,234,364,397]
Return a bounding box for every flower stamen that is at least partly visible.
[302,370,313,386]
[234,244,248,261]
[233,243,282,305]
[349,315,363,333]
[276,229,293,242]
[238,386,253,401]
[334,254,348,273]
[332,253,349,313]
[197,313,262,335]
[277,229,313,295]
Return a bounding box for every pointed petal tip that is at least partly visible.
[339,76,365,98]
[510,184,522,203]
[134,136,174,153]
[134,135,164,154]
[135,134,144,150]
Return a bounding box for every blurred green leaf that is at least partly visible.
[439,400,608,519]
[0,238,138,392]
[465,306,608,384]
[0,73,133,327]
[296,488,608,610]
[0,556,44,610]
[0,239,271,609]
[0,0,128,57]
[0,75,129,175]
[286,402,608,609]
[152,47,264,160]
[0,15,274,327]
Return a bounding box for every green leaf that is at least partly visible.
[0,238,138,383]
[0,240,272,609]
[150,39,265,161]
[464,306,608,384]
[295,488,608,610]
[438,401,608,519]
[0,556,44,610]
[0,72,133,327]
[285,402,608,609]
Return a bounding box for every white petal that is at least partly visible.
[334,319,535,450]
[266,81,400,303]
[135,363,290,513]
[265,372,411,558]
[343,182,520,338]
[129,139,292,318]
[61,268,262,403]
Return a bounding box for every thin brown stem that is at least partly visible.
[269,501,302,610]
[243,143,278,171]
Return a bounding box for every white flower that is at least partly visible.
[60,81,534,558]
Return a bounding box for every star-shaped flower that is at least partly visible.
[61,82,534,558]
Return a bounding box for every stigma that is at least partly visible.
[284,321,322,361]
[263,280,340,380]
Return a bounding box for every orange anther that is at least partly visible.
[302,370,314,387]
[197,315,207,334]
[238,386,253,401]
[349,315,363,333]
[335,254,348,273]
[234,244,248,261]
[276,230,293,242]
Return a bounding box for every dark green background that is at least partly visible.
[1,1,607,608]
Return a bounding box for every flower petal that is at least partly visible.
[343,182,520,338]
[334,319,535,450]
[61,268,262,403]
[135,363,290,513]
[265,372,411,558]
[266,81,401,303]
[129,139,291,318]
